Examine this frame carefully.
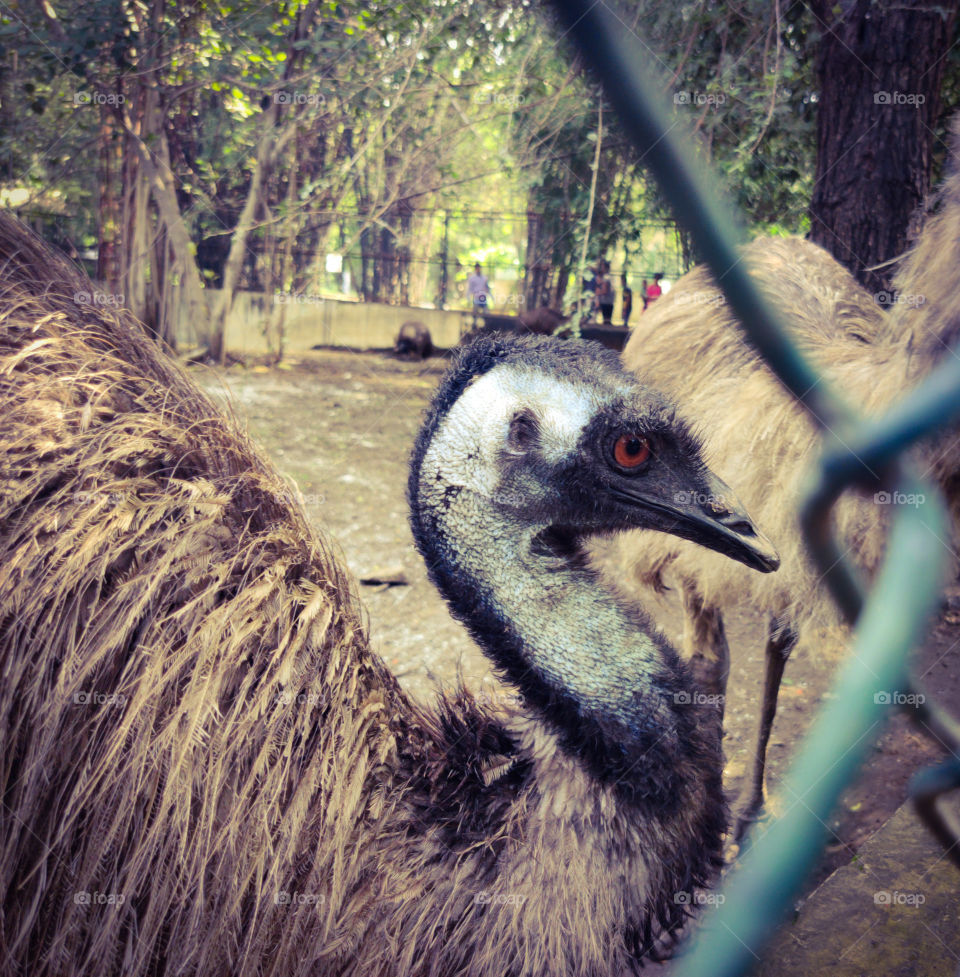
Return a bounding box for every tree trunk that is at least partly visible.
[97,100,121,290]
[121,118,150,328]
[139,94,206,350]
[210,132,273,361]
[397,205,412,306]
[553,259,571,308]
[523,209,548,310]
[575,101,603,327]
[809,0,959,298]
[264,159,299,363]
[359,222,372,300]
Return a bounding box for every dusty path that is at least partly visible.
[192,348,960,901]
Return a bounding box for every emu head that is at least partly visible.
[410,334,779,574]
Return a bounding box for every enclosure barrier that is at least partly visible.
[547,1,960,973]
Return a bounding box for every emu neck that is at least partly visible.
[481,509,664,726]
[419,489,699,811]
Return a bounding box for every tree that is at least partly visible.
[517,0,819,310]
[208,0,319,362]
[809,0,959,296]
[9,0,960,357]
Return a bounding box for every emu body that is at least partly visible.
[516,306,569,335]
[601,136,960,837]
[394,320,433,359]
[0,212,775,976]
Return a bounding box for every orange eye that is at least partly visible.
[613,434,651,469]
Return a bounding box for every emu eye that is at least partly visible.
[613,434,651,469]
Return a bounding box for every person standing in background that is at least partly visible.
[596,260,614,325]
[621,275,633,327]
[582,263,598,322]
[646,272,664,305]
[467,263,491,324]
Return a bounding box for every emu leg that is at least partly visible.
[681,583,730,722]
[734,619,799,845]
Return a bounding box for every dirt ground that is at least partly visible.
[191,347,960,901]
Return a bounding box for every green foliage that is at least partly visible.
[4,0,955,308]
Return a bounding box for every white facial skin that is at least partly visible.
[421,367,593,491]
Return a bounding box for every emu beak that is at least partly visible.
[615,470,780,573]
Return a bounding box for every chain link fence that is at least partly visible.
[548,1,960,973]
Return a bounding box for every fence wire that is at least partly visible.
[546,1,960,974]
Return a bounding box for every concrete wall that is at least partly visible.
[188,290,471,355]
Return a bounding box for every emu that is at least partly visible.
[0,210,778,976]
[394,320,433,359]
[599,127,960,841]
[517,306,569,335]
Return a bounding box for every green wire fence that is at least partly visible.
[546,1,960,974]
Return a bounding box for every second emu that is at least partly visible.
[601,121,960,840]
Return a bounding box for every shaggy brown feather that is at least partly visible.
[602,234,960,649]
[597,234,904,644]
[0,214,423,976]
[0,212,723,977]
